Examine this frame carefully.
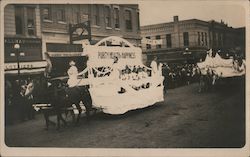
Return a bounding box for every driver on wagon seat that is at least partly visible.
[67,60,78,87]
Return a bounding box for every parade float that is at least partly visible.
[72,36,164,114]
[197,49,246,78]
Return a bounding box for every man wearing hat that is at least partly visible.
[67,60,78,87]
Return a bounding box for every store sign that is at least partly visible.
[5,61,47,71]
[98,51,136,59]
[4,37,42,62]
[4,38,42,44]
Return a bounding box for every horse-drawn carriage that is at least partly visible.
[197,50,245,78]
[196,49,245,91]
[33,36,164,129]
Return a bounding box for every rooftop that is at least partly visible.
[141,16,235,30]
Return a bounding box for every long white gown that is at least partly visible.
[67,66,78,87]
[150,60,158,76]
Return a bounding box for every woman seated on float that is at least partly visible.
[119,65,149,81]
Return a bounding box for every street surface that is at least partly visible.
[5,80,245,148]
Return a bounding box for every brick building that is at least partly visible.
[4,4,44,75]
[141,16,245,65]
[4,4,141,76]
[39,4,140,75]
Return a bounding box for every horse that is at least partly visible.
[42,80,69,130]
[196,66,218,92]
[65,85,93,125]
[42,78,93,130]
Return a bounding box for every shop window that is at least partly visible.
[93,5,100,26]
[114,7,120,29]
[43,7,52,21]
[104,6,111,28]
[183,32,189,47]
[166,34,172,48]
[125,10,132,30]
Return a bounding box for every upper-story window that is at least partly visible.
[125,9,132,30]
[43,7,52,21]
[137,11,140,31]
[114,7,120,29]
[215,32,218,47]
[104,6,111,28]
[27,7,36,36]
[15,6,36,36]
[218,33,223,47]
[57,8,66,22]
[166,34,172,48]
[205,32,208,46]
[156,35,161,49]
[93,5,100,26]
[183,32,189,47]
[198,32,200,46]
[15,6,24,35]
[220,33,223,47]
[201,32,204,46]
[146,36,151,49]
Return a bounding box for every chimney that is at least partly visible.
[173,16,179,22]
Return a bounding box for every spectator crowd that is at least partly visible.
[162,63,200,91]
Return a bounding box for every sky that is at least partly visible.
[138,1,246,28]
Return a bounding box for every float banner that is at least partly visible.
[84,46,142,67]
[98,51,136,59]
[141,38,163,45]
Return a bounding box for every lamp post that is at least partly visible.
[13,43,21,80]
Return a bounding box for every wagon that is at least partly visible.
[197,50,245,78]
[74,36,165,114]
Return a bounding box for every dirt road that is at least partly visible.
[5,80,245,148]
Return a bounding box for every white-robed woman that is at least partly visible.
[67,60,78,87]
[150,56,158,77]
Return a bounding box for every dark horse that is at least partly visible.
[65,85,93,125]
[43,80,68,130]
[43,79,92,130]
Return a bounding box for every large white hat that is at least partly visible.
[69,60,75,66]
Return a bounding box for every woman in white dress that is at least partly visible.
[67,60,78,87]
[150,56,158,77]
